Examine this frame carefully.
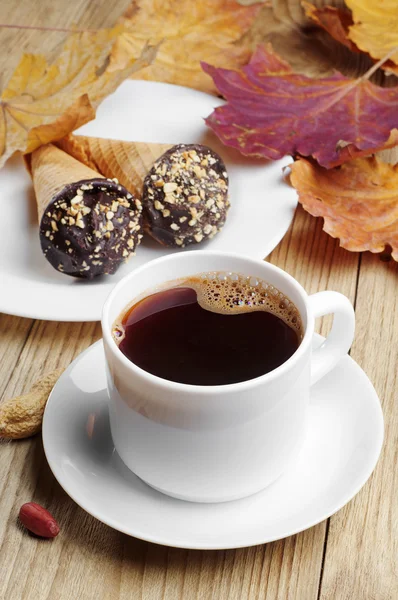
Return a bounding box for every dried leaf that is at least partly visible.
[304,2,398,76]
[239,2,395,86]
[346,0,398,72]
[109,0,260,94]
[303,2,358,52]
[0,28,157,168]
[203,45,398,168]
[290,156,398,260]
[237,0,269,5]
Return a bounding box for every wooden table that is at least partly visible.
[0,2,397,598]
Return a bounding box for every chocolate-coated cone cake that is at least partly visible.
[27,144,143,278]
[58,135,230,248]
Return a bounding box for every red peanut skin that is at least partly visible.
[19,503,60,538]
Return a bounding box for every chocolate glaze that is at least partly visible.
[40,178,142,279]
[142,144,229,248]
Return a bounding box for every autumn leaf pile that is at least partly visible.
[1,0,398,259]
[202,0,398,260]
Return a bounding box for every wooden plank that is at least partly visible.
[319,254,398,600]
[0,314,33,400]
[0,321,102,600]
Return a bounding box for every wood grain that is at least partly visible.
[319,255,398,600]
[0,1,396,599]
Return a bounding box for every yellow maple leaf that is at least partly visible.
[0,27,157,168]
[346,0,398,71]
[290,156,398,260]
[109,0,260,94]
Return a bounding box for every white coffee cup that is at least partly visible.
[102,251,355,503]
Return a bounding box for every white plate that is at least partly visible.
[42,335,383,550]
[0,81,297,322]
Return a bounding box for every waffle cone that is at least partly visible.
[28,144,105,221]
[57,135,173,197]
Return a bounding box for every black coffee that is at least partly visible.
[113,272,303,386]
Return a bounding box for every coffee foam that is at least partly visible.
[180,271,303,337]
[112,271,304,344]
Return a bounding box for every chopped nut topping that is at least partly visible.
[194,233,203,243]
[193,165,205,178]
[170,223,180,231]
[106,211,114,220]
[51,220,58,232]
[163,182,178,193]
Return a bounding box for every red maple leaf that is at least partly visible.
[202,46,398,168]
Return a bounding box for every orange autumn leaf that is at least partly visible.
[109,0,260,94]
[303,3,359,53]
[345,0,398,74]
[304,2,398,75]
[290,157,398,260]
[0,28,157,168]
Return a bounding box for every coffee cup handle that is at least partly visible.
[308,291,355,386]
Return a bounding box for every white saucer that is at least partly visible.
[42,335,383,550]
[0,80,297,321]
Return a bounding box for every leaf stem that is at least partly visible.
[0,23,99,34]
[360,47,398,81]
